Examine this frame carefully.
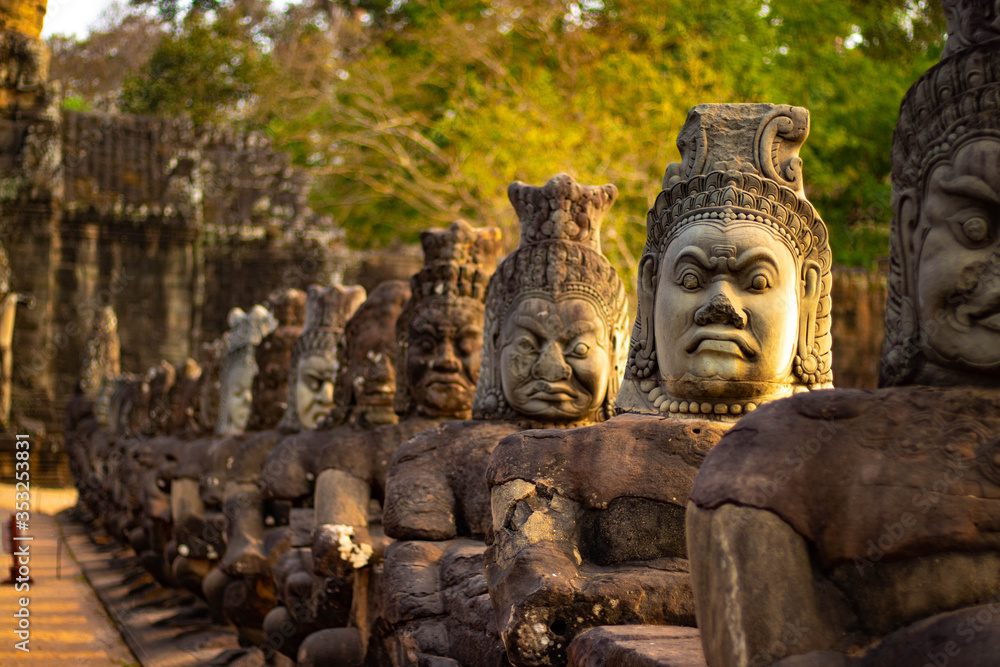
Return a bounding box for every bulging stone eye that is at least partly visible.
[570,342,590,357]
[962,217,989,243]
[682,273,700,290]
[751,275,769,291]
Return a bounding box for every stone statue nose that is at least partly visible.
[432,340,461,373]
[318,379,334,405]
[369,353,392,382]
[531,343,572,381]
[694,293,748,329]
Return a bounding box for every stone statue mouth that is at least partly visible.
[685,330,757,357]
[527,381,578,400]
[422,374,472,390]
[955,300,1000,331]
[359,384,395,405]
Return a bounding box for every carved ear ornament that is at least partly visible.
[793,346,825,385]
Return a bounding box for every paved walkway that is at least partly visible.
[0,484,137,665]
[57,510,251,667]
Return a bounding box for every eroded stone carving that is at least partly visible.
[617,103,833,419]
[474,174,628,424]
[941,0,1000,58]
[217,304,278,435]
[173,290,306,619]
[280,221,501,663]
[486,107,833,667]
[67,308,122,508]
[688,8,1000,666]
[285,284,368,431]
[81,306,121,426]
[369,174,628,667]
[215,283,377,643]
[882,6,1000,388]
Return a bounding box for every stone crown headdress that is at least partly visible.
[277,283,366,431]
[223,305,278,358]
[616,104,834,417]
[394,220,502,416]
[472,173,630,422]
[217,304,277,435]
[891,1,1000,194]
[412,219,502,301]
[882,0,1000,386]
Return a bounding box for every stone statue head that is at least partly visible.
[616,104,833,420]
[81,306,121,423]
[197,338,223,433]
[328,280,411,426]
[472,174,630,424]
[246,288,307,432]
[941,0,1000,58]
[145,360,176,436]
[394,220,502,419]
[165,358,202,434]
[109,375,140,436]
[217,304,278,435]
[278,284,366,431]
[881,0,1000,388]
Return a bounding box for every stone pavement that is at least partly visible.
[0,484,274,666]
[0,484,136,665]
[55,509,255,667]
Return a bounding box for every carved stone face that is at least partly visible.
[226,361,255,431]
[500,296,610,421]
[915,138,1000,372]
[348,317,396,408]
[407,300,483,417]
[295,354,337,429]
[654,223,800,400]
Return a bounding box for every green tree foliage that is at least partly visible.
[57,0,948,276]
[118,0,277,125]
[262,0,944,280]
[47,2,164,113]
[129,0,230,23]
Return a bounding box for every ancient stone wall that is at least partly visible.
[830,267,886,389]
[0,108,353,476]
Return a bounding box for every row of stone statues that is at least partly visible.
[63,3,1000,663]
